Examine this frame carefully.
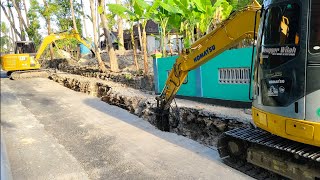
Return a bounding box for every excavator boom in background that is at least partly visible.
[0,29,94,80]
[156,0,320,179]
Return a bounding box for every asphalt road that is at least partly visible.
[1,76,252,180]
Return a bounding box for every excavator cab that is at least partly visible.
[14,41,36,55]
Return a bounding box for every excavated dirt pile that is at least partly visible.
[50,73,251,147]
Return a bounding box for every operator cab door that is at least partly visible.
[306,0,320,122]
[253,0,308,120]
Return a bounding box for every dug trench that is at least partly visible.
[47,58,251,148]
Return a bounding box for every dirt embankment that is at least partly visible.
[49,73,250,147]
[44,58,154,91]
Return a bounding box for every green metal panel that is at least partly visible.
[155,48,254,102]
[201,48,253,102]
[156,56,198,97]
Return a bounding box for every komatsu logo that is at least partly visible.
[194,45,215,62]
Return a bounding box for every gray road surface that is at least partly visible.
[1,76,252,180]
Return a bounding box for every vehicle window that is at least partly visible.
[22,44,36,53]
[263,4,300,46]
[260,3,300,70]
[310,0,320,53]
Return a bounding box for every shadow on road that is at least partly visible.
[83,98,220,161]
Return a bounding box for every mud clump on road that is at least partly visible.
[50,73,250,147]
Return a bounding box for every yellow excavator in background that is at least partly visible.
[0,29,94,79]
[156,0,319,179]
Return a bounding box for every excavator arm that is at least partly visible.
[35,29,94,61]
[156,0,261,131]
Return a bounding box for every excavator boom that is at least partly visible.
[157,0,261,112]
[35,30,94,61]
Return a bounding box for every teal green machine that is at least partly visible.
[153,47,254,103]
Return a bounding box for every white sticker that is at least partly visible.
[19,56,27,61]
[268,86,279,97]
[262,46,297,56]
[279,86,285,93]
[269,79,285,84]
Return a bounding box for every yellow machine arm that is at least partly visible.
[35,29,94,61]
[157,0,261,111]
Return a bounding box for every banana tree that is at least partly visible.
[195,0,233,34]
[172,0,200,48]
[132,0,160,74]
[153,0,184,57]
[107,2,140,71]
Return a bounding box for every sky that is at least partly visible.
[0,0,118,40]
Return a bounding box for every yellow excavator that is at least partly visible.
[156,0,320,179]
[0,29,94,79]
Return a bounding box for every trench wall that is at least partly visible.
[50,73,250,147]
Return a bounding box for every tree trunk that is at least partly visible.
[17,13,26,41]
[70,0,78,32]
[11,0,28,33]
[137,20,143,51]
[175,33,179,53]
[191,25,195,43]
[98,0,119,72]
[168,32,173,56]
[10,24,15,49]
[22,0,30,27]
[142,21,148,74]
[161,23,166,57]
[196,24,200,40]
[116,0,124,53]
[7,1,18,40]
[80,0,88,37]
[96,0,100,47]
[90,0,107,72]
[0,3,21,40]
[130,26,139,71]
[43,0,54,60]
